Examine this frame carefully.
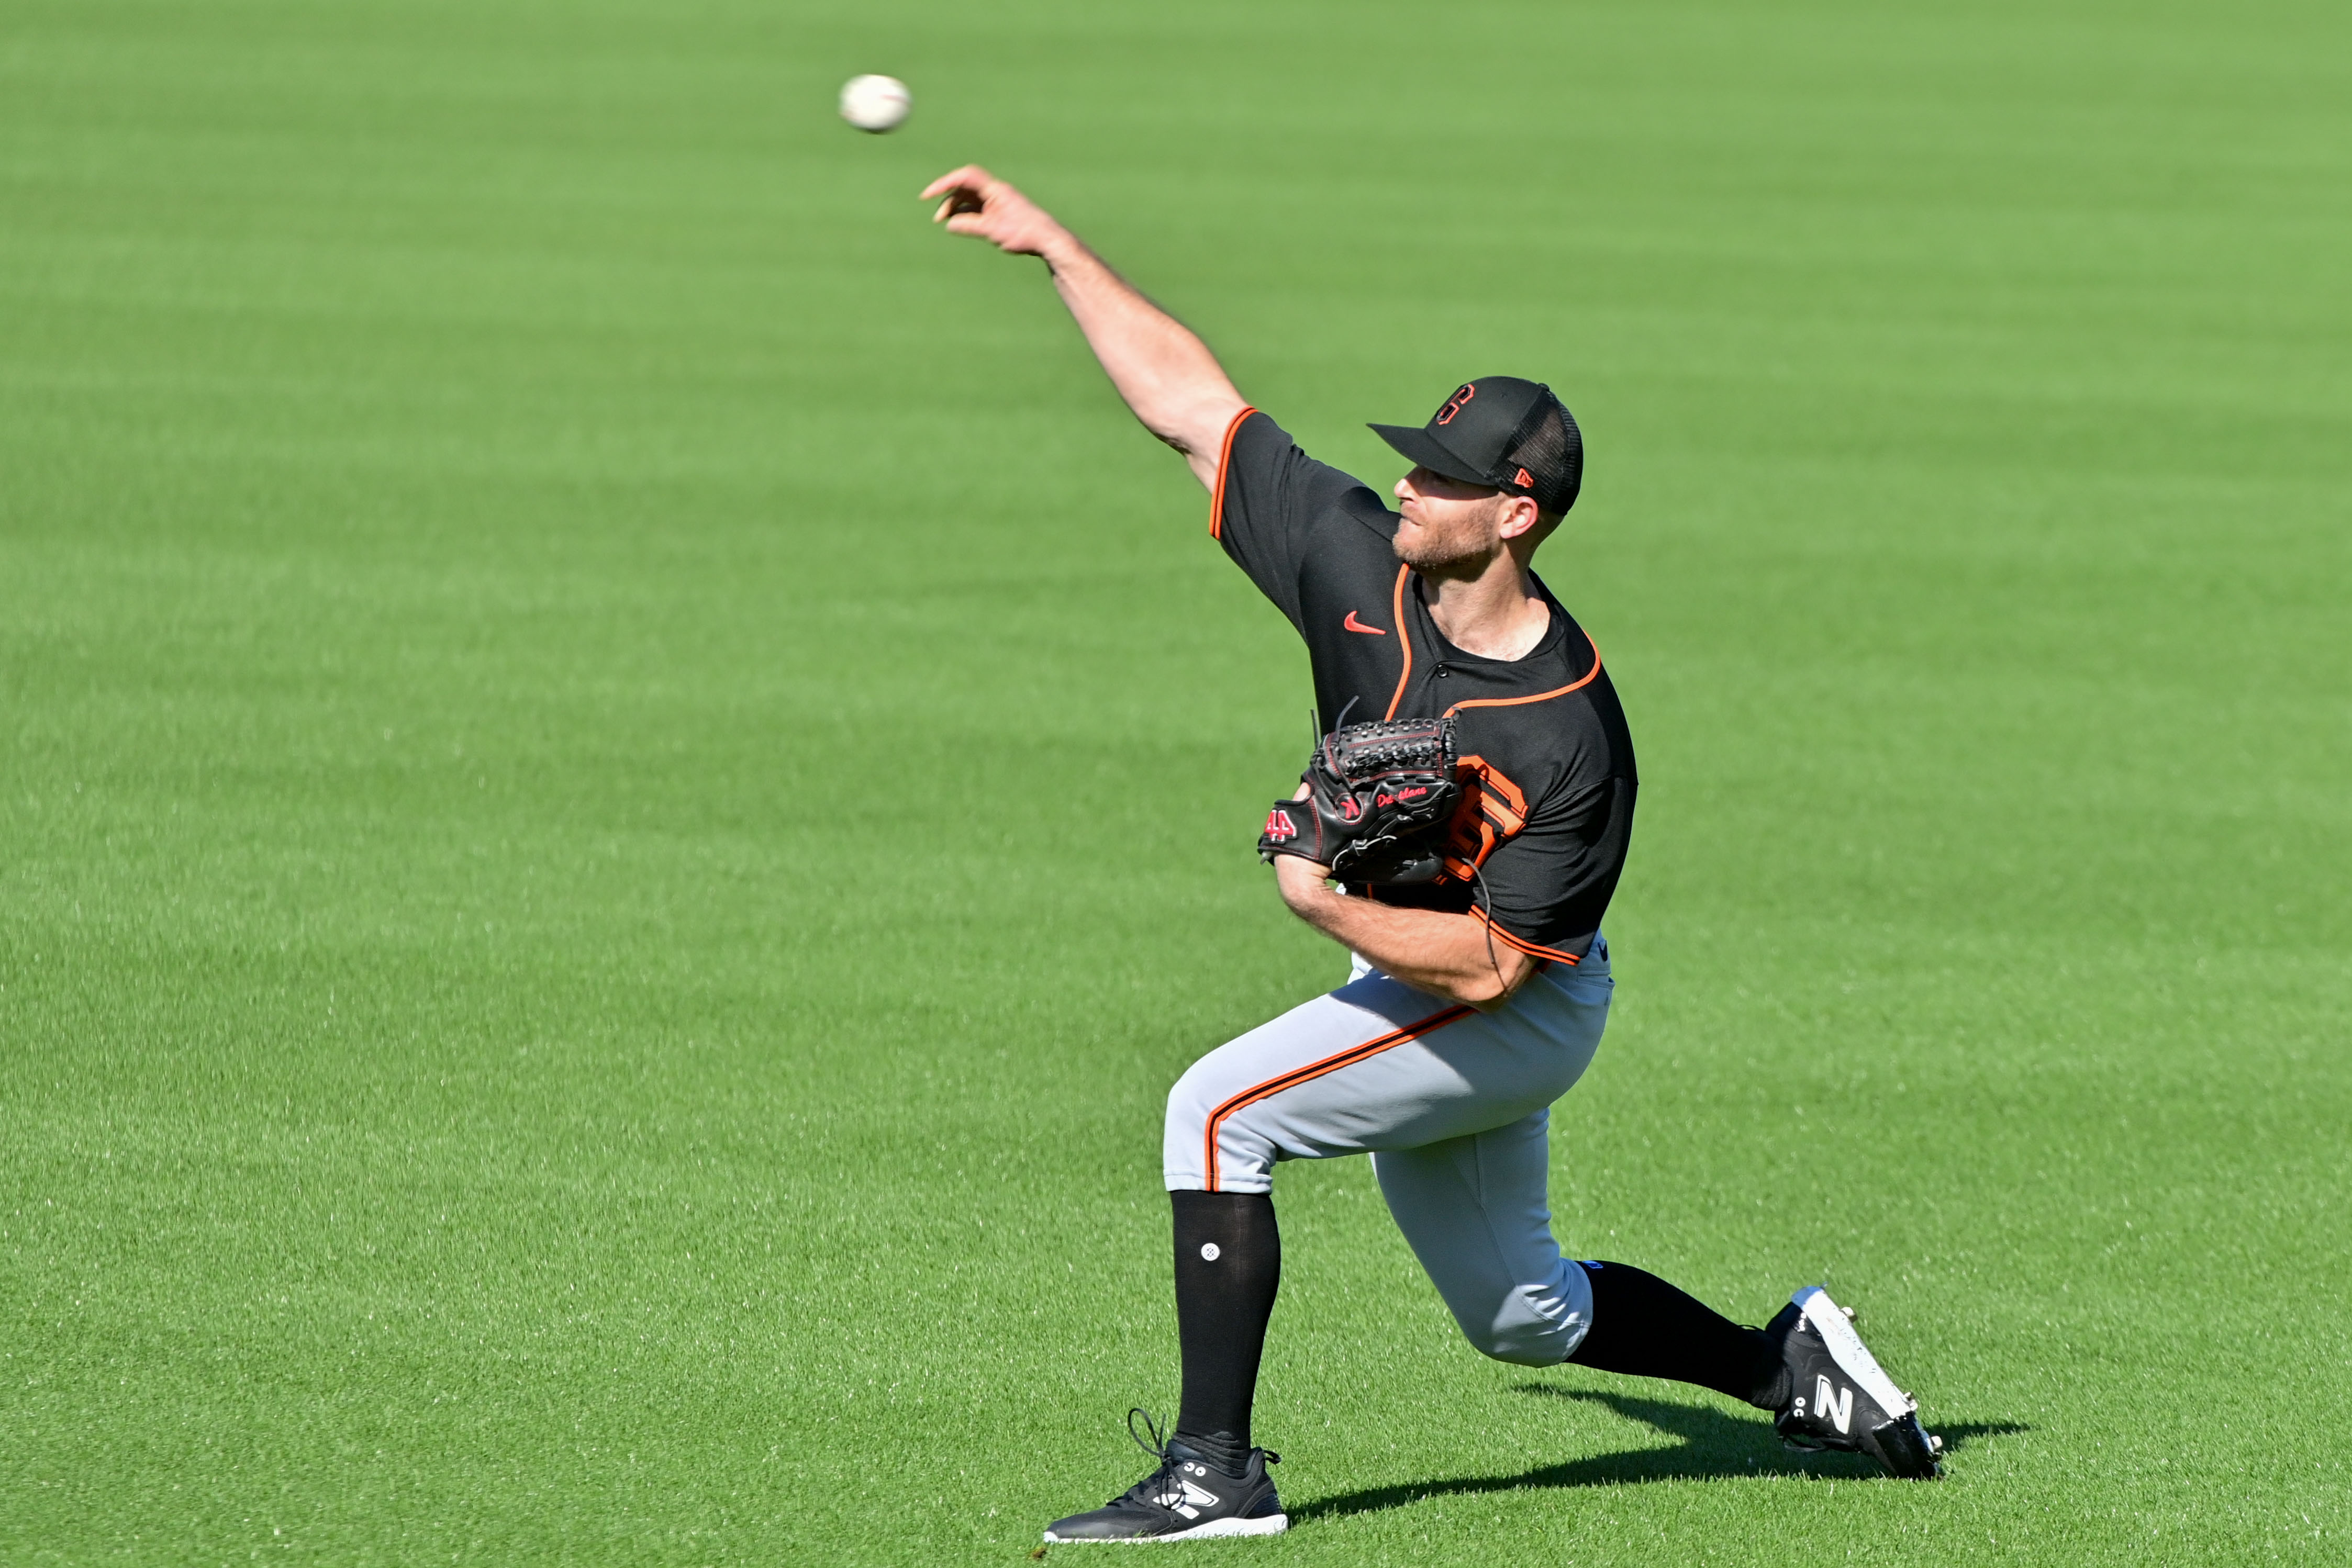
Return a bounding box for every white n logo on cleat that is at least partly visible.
[1815,1375,1854,1435]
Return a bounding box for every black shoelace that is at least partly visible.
[1116,1408,1186,1510]
[1110,1409,1278,1510]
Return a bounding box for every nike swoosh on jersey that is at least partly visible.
[1343,611,1387,635]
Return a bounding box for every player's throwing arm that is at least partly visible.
[925,166,1245,489]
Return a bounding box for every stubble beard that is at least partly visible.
[1394,516,1494,577]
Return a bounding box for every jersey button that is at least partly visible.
[1434,663,1451,678]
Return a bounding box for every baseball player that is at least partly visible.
[922,166,1943,1544]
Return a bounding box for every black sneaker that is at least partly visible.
[1765,1285,1945,1480]
[1042,1409,1287,1542]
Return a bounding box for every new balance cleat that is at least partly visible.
[1765,1285,1943,1479]
[1042,1409,1287,1543]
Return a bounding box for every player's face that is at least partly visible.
[1393,467,1509,573]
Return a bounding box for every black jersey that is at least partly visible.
[1211,409,1637,967]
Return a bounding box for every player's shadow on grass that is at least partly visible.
[1294,1386,2027,1522]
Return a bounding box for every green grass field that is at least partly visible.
[5,0,2349,1561]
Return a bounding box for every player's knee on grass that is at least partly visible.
[1444,1267,1596,1367]
[1457,1316,1570,1367]
[1374,1135,1596,1368]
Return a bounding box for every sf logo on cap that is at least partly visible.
[1435,383,1476,425]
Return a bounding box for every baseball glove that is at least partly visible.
[1257,716,1460,884]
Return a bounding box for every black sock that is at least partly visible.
[1567,1260,1787,1408]
[1169,1190,1280,1474]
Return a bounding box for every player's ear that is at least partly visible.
[1496,493,1544,542]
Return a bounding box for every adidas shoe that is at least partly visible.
[1042,1409,1287,1543]
[1765,1285,1944,1479]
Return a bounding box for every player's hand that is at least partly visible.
[1268,783,1333,912]
[921,166,1065,257]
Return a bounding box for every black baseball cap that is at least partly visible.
[1370,377,1584,515]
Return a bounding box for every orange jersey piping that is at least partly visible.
[1470,906,1585,966]
[1207,406,1257,540]
[1381,564,1414,720]
[1441,629,1603,719]
[1203,1003,1473,1190]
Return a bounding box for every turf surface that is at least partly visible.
[5,0,2349,1561]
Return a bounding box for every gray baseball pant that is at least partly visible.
[1162,936,1612,1365]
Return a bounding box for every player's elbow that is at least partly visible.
[1460,975,1513,1011]
[1459,948,1539,1012]
[1149,388,1247,463]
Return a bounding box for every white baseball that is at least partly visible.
[839,74,911,133]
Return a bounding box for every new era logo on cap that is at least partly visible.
[1368,376,1584,515]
